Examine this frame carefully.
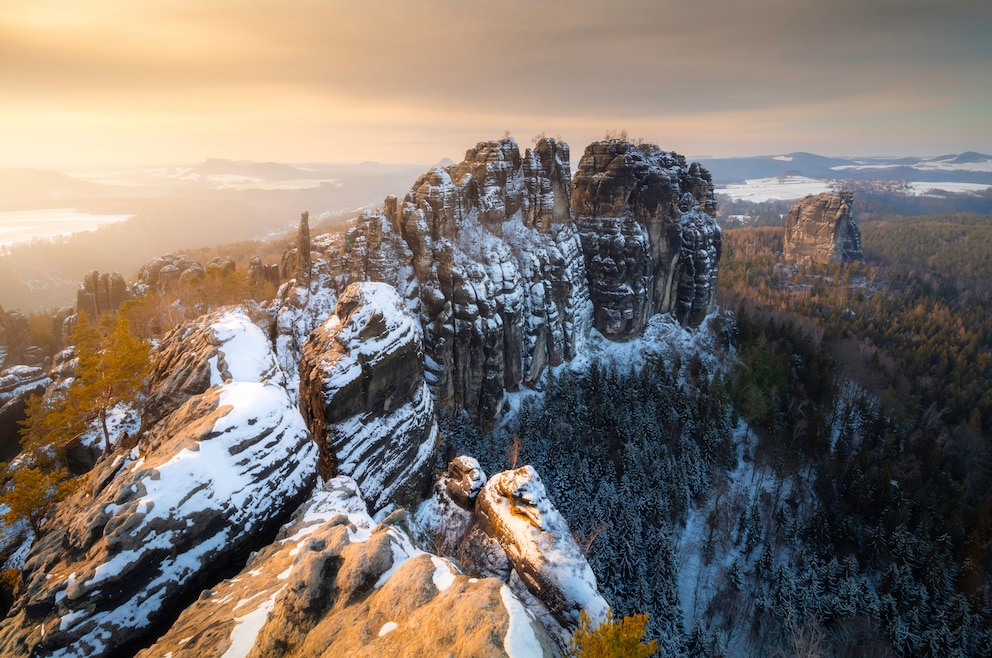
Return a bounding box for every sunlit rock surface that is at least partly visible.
[784,190,864,264]
[139,477,554,658]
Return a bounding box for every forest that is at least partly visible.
[449,211,992,656]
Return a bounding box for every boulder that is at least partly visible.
[572,139,722,332]
[299,282,439,513]
[784,190,864,264]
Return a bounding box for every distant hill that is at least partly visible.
[698,151,992,184]
[0,169,130,210]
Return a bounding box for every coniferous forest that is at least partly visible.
[450,212,992,656]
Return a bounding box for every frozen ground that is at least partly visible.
[716,176,834,202]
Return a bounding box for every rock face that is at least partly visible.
[475,466,609,630]
[784,190,864,264]
[572,139,722,333]
[0,309,318,657]
[299,282,439,513]
[75,271,130,321]
[140,477,554,658]
[311,138,591,421]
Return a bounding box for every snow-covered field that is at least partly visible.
[716,176,833,202]
[0,208,134,249]
[905,181,992,196]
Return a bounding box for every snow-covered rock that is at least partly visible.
[299,282,439,513]
[398,137,592,419]
[139,477,554,658]
[0,309,318,657]
[475,466,609,631]
[572,139,722,331]
[0,365,49,461]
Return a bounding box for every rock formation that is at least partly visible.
[571,139,722,333]
[783,190,864,264]
[0,309,318,657]
[75,271,130,321]
[299,282,439,512]
[0,366,50,462]
[418,458,608,649]
[139,477,554,658]
[474,466,609,630]
[296,138,591,421]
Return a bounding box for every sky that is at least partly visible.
[2,0,990,167]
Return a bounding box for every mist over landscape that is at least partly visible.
[1,1,991,657]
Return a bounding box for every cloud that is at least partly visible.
[1,0,990,163]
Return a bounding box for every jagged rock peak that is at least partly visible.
[395,136,591,419]
[299,282,439,512]
[572,139,722,333]
[784,190,864,265]
[74,270,130,321]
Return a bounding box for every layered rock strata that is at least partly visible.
[784,190,864,264]
[299,282,439,512]
[0,309,318,657]
[571,139,722,333]
[140,477,554,658]
[305,138,590,420]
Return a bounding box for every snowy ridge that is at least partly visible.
[141,476,551,657]
[2,309,318,657]
[300,282,440,513]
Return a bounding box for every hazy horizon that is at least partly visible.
[3,0,990,168]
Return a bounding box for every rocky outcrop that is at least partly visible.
[0,309,318,657]
[277,139,593,421]
[341,137,592,420]
[784,190,864,264]
[475,466,609,630]
[140,476,553,658]
[418,458,608,648]
[0,366,50,462]
[572,139,722,333]
[75,271,130,321]
[299,282,439,512]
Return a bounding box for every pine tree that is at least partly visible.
[20,312,150,456]
[568,610,658,658]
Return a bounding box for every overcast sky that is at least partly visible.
[2,0,990,166]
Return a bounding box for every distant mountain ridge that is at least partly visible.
[698,151,992,184]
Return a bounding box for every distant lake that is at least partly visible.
[0,208,134,250]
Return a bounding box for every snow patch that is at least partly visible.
[500,585,546,658]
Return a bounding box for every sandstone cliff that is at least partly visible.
[299,282,439,513]
[783,190,864,264]
[395,138,592,419]
[571,139,722,334]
